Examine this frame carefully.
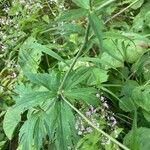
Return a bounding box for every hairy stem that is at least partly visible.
[61,94,130,150]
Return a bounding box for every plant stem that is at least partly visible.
[61,94,130,150]
[58,23,90,91]
[104,0,140,24]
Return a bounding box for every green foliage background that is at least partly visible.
[0,0,150,150]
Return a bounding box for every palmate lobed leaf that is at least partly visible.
[18,100,77,150]
[3,90,55,140]
[19,111,52,150]
[3,71,59,140]
[3,71,82,149]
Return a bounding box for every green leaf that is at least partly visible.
[121,80,139,96]
[124,127,150,150]
[25,72,60,92]
[55,101,78,150]
[3,86,55,140]
[19,37,42,73]
[88,12,103,51]
[132,2,150,32]
[145,11,150,28]
[132,85,150,112]
[131,0,144,10]
[119,97,136,112]
[42,15,50,23]
[72,0,90,9]
[76,132,100,150]
[64,87,98,106]
[119,80,138,112]
[143,110,150,122]
[0,141,6,148]
[57,8,88,22]
[57,23,85,35]
[3,107,22,140]
[87,67,109,85]
[19,37,66,73]
[19,111,50,150]
[100,52,124,69]
[64,67,90,90]
[37,44,66,64]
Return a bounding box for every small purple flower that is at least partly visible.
[86,127,93,133]
[85,111,92,117]
[110,116,117,127]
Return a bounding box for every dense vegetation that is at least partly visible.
[0,0,150,149]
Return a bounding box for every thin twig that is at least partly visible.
[61,94,130,150]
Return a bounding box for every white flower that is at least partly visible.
[78,131,82,135]
[101,138,111,145]
[0,18,5,25]
[1,45,7,52]
[143,67,149,73]
[14,24,19,29]
[20,0,25,4]
[103,101,109,109]
[15,12,19,16]
[11,72,17,78]
[37,3,43,9]
[2,35,7,40]
[110,116,117,127]
[0,86,3,92]
[3,7,9,13]
[86,127,93,133]
[85,111,92,117]
[100,96,105,102]
[53,40,56,43]
[96,93,100,98]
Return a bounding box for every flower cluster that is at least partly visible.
[96,93,117,128]
[75,93,118,137]
[75,105,99,135]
